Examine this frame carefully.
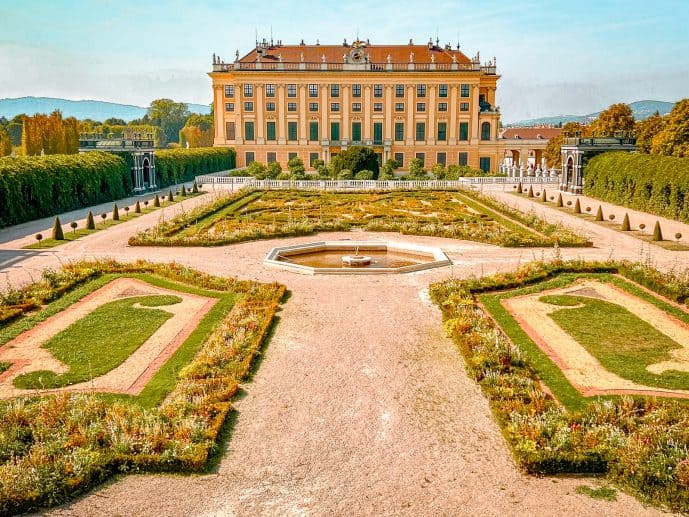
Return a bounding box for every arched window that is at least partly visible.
[481,122,491,141]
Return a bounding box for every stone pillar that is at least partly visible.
[277,85,286,144]
[363,85,372,141]
[406,84,414,145]
[384,84,393,141]
[256,84,264,144]
[299,84,307,145]
[470,84,480,145]
[449,84,458,145]
[342,85,350,141]
[428,84,436,143]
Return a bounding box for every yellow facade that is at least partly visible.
[209,40,502,171]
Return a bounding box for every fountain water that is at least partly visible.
[341,245,372,267]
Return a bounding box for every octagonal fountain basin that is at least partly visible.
[264,241,451,275]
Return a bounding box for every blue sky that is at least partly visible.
[1,0,687,122]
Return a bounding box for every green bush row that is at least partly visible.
[154,147,235,188]
[0,152,130,227]
[584,152,689,222]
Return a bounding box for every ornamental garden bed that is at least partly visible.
[0,260,284,514]
[128,189,590,248]
[430,261,689,512]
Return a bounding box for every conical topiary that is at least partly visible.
[153,194,160,207]
[621,213,630,231]
[541,189,547,202]
[574,198,581,214]
[517,181,523,193]
[52,216,64,240]
[595,206,604,221]
[168,189,174,202]
[135,201,141,214]
[527,185,534,198]
[192,182,199,194]
[556,193,563,207]
[112,204,120,221]
[86,211,95,230]
[652,221,663,241]
[181,185,187,197]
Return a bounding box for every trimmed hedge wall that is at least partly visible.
[584,152,689,223]
[0,152,130,228]
[0,147,236,228]
[155,147,235,188]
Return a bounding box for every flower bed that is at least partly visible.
[0,260,284,514]
[430,260,689,512]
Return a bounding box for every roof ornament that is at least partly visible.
[316,39,320,45]
[343,53,347,63]
[300,51,304,62]
[212,53,216,64]
[409,38,413,45]
[322,53,326,63]
[386,54,391,64]
[452,54,457,63]
[235,50,239,62]
[300,39,305,45]
[430,54,435,63]
[343,38,348,46]
[278,53,282,62]
[409,51,414,63]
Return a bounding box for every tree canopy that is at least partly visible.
[331,146,380,178]
[650,99,689,158]
[635,112,666,154]
[589,103,635,136]
[544,122,588,168]
[147,99,190,147]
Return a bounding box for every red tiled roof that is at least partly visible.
[239,42,472,65]
[500,127,562,140]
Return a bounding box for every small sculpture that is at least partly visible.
[430,54,435,63]
[235,50,239,61]
[409,52,414,63]
[322,54,326,63]
[386,54,391,64]
[300,52,304,62]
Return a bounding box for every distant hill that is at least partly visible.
[508,100,676,127]
[0,97,211,121]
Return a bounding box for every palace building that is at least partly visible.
[209,38,502,171]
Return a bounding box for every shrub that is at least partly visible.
[153,194,160,207]
[574,198,581,214]
[86,211,95,230]
[337,169,353,180]
[192,182,199,194]
[541,189,547,202]
[354,169,374,180]
[557,193,563,207]
[168,189,174,202]
[154,147,235,188]
[527,185,534,197]
[112,204,120,221]
[595,206,604,221]
[52,217,64,240]
[653,220,663,241]
[331,146,379,178]
[135,201,141,214]
[181,185,187,196]
[621,213,631,231]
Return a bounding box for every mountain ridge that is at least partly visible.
[0,96,211,121]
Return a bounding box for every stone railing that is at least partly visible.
[195,175,559,191]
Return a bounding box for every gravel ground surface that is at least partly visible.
[0,188,678,516]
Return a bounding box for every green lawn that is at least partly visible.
[13,295,182,389]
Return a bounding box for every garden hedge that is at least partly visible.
[0,147,236,228]
[584,152,689,222]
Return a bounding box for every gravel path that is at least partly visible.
[0,191,675,515]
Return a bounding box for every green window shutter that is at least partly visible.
[352,122,361,142]
[437,122,447,141]
[330,122,340,141]
[459,122,469,141]
[373,122,383,144]
[480,156,491,172]
[394,122,404,141]
[309,121,319,141]
[415,122,425,141]
[266,121,276,141]
[481,122,491,141]
[244,121,254,141]
[288,121,298,141]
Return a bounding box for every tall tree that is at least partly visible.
[179,114,214,148]
[0,127,12,157]
[589,103,635,136]
[651,99,689,158]
[543,122,588,169]
[635,112,666,154]
[147,99,190,147]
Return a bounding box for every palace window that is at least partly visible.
[415,122,425,141]
[265,84,275,97]
[373,84,383,97]
[417,84,426,97]
[373,122,383,144]
[437,152,446,165]
[352,84,362,97]
[460,102,470,112]
[395,84,405,97]
[459,122,469,141]
[309,121,319,141]
[244,121,255,141]
[438,102,448,112]
[437,122,447,141]
[310,152,319,166]
[459,152,468,166]
[243,101,253,112]
[394,152,404,167]
[287,84,297,97]
[225,121,235,140]
[243,84,253,97]
[330,121,340,141]
[330,102,340,112]
[266,121,276,141]
[224,85,234,97]
[287,102,297,112]
[267,151,277,163]
[225,102,234,112]
[395,102,404,112]
[289,152,297,160]
[352,122,362,142]
[460,84,470,98]
[266,102,276,112]
[288,121,298,141]
[352,102,362,112]
[330,84,340,97]
[415,152,425,166]
[246,151,255,164]
[373,102,383,112]
[394,122,404,141]
[309,102,319,112]
[416,102,426,112]
[480,156,491,172]
[481,122,491,141]
[439,84,448,98]
[309,84,318,97]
